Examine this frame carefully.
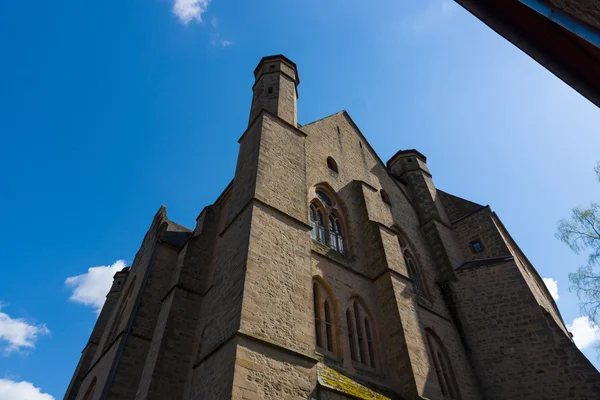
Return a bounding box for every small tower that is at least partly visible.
[248,55,300,127]
[387,149,449,225]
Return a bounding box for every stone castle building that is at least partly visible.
[65,55,600,400]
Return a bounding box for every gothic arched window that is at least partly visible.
[310,205,327,245]
[426,329,461,399]
[346,309,357,361]
[346,299,376,368]
[310,190,346,254]
[313,278,339,355]
[399,236,425,297]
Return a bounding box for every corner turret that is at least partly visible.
[249,54,299,127]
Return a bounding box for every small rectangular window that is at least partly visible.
[268,86,273,94]
[471,240,484,253]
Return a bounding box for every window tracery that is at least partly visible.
[346,299,376,368]
[310,190,345,254]
[313,279,338,354]
[426,329,461,399]
[399,236,425,296]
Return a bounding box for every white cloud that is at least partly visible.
[211,17,218,28]
[65,260,126,314]
[567,316,600,350]
[173,0,210,24]
[542,277,559,301]
[210,31,232,48]
[0,378,54,400]
[0,304,50,355]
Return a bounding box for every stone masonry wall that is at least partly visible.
[452,260,600,399]
[302,111,478,399]
[107,242,179,399]
[232,336,316,400]
[452,208,510,261]
[241,203,314,354]
[254,114,308,223]
[64,270,128,400]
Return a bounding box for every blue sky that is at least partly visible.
[1,0,599,398]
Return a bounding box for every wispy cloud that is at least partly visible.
[567,316,600,350]
[0,304,50,355]
[411,0,458,35]
[217,38,233,48]
[0,378,54,400]
[65,260,126,314]
[173,0,210,24]
[209,17,233,48]
[542,277,559,301]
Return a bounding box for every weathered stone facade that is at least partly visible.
[64,55,600,400]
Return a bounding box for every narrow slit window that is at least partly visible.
[335,220,344,254]
[439,351,455,398]
[328,216,338,251]
[354,302,365,363]
[405,252,424,296]
[399,235,426,297]
[434,351,448,395]
[310,207,317,239]
[365,318,375,368]
[313,283,322,348]
[324,300,333,352]
[346,310,357,361]
[317,210,326,245]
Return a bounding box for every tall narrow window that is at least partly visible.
[346,309,357,361]
[398,235,426,297]
[353,302,365,363]
[439,351,454,398]
[433,351,448,395]
[329,215,337,251]
[310,189,346,254]
[317,210,326,245]
[334,218,344,254]
[365,318,375,368]
[426,329,461,399]
[313,283,322,348]
[313,278,339,356]
[347,299,377,369]
[404,251,424,296]
[310,207,317,240]
[324,300,333,352]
